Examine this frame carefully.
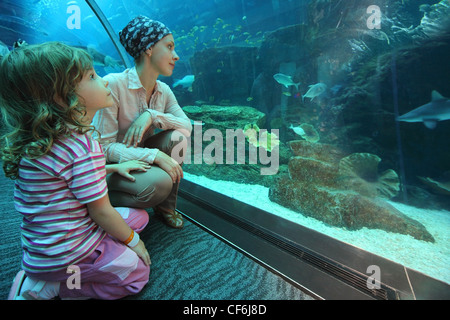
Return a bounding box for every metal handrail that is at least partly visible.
[84,0,133,68]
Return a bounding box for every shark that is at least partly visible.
[396,90,450,129]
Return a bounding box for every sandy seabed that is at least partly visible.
[184,172,450,285]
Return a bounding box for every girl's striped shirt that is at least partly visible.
[14,131,108,273]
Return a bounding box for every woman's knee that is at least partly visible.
[107,169,173,209]
[133,171,173,208]
[168,130,188,164]
[144,130,188,164]
[135,178,171,205]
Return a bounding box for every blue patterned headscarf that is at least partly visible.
[119,15,171,59]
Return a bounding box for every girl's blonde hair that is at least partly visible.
[0,41,94,179]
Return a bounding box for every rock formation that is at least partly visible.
[269,140,435,242]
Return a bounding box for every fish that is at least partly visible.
[273,73,300,91]
[173,75,195,92]
[302,83,327,101]
[289,124,305,136]
[330,84,343,95]
[367,30,391,45]
[348,39,370,53]
[77,45,122,69]
[419,4,431,12]
[0,14,49,37]
[396,90,450,129]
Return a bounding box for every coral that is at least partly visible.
[289,140,346,164]
[243,123,260,132]
[338,153,400,199]
[181,105,290,186]
[298,123,320,143]
[288,156,337,186]
[243,123,259,147]
[416,0,450,39]
[258,131,280,152]
[183,105,266,131]
[268,140,434,242]
[243,123,280,152]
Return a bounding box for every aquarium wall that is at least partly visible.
[1,0,449,286]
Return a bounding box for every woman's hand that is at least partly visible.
[123,111,152,147]
[154,151,183,184]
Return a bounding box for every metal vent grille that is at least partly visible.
[179,190,399,300]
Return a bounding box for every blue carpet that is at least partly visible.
[0,173,312,300]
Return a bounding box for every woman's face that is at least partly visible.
[149,34,179,77]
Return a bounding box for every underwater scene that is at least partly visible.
[0,0,449,286]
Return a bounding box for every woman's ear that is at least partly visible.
[145,48,152,57]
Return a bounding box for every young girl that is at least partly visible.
[92,16,192,229]
[0,42,151,300]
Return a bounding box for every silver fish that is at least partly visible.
[273,73,300,91]
[289,124,305,136]
[302,83,327,101]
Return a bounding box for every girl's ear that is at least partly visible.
[53,93,67,108]
[53,93,78,110]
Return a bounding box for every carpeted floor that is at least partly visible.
[0,173,312,300]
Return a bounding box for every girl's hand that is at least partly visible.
[123,111,152,147]
[154,151,183,184]
[115,160,151,181]
[129,239,151,266]
[87,195,151,266]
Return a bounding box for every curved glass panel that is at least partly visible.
[0,0,124,75]
[1,0,449,288]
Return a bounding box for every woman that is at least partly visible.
[92,16,192,229]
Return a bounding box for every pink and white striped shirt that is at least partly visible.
[92,67,192,164]
[15,131,108,273]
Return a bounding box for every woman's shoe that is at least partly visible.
[155,208,184,229]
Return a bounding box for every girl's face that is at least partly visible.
[149,34,179,77]
[76,68,113,120]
